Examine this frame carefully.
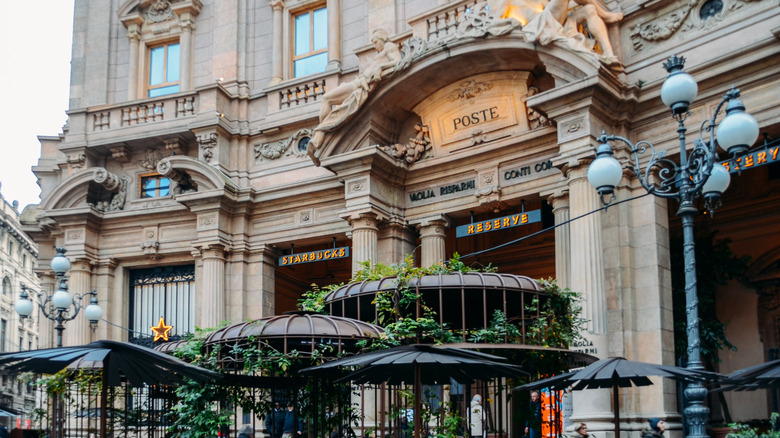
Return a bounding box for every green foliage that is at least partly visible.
[526,278,586,348]
[670,231,749,364]
[299,282,343,314]
[469,310,521,344]
[433,402,464,438]
[726,413,780,438]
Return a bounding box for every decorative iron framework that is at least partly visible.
[129,265,194,346]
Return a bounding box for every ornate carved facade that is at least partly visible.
[26,0,780,430]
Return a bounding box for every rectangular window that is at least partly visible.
[148,42,180,97]
[129,265,195,345]
[293,6,328,78]
[140,174,171,198]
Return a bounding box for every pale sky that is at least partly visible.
[0,1,75,211]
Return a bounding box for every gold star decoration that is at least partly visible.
[151,316,173,342]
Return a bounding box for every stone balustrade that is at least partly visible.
[278,78,327,110]
[410,0,479,44]
[87,92,197,132]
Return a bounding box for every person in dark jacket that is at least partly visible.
[641,418,666,438]
[524,390,542,438]
[266,402,285,438]
[282,402,303,438]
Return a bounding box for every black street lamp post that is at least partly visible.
[587,55,759,438]
[14,246,103,438]
[15,247,103,348]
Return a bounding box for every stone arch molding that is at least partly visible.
[308,32,601,166]
[40,169,99,211]
[156,155,239,196]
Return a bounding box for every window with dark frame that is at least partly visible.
[140,174,171,198]
[129,265,195,346]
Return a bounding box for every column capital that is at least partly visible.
[196,244,227,260]
[95,258,119,271]
[546,188,570,210]
[69,258,95,274]
[124,20,142,41]
[343,212,380,230]
[411,214,453,230]
[269,0,285,11]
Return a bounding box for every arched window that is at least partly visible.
[1,277,10,296]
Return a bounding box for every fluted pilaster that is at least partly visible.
[64,259,93,347]
[548,190,571,289]
[417,216,451,268]
[200,246,226,328]
[349,214,379,274]
[569,167,607,334]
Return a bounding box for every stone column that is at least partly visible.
[548,189,571,289]
[417,215,451,268]
[179,13,195,92]
[199,245,226,328]
[567,164,612,429]
[377,220,417,266]
[126,23,141,100]
[349,213,379,274]
[247,244,278,319]
[269,0,285,86]
[93,259,117,342]
[64,259,93,347]
[326,0,341,69]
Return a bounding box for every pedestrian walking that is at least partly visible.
[282,402,303,438]
[572,422,596,438]
[641,418,666,438]
[266,402,285,438]
[469,394,485,438]
[524,390,542,438]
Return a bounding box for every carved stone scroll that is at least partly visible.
[156,158,198,194]
[92,168,128,211]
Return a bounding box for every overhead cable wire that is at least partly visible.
[458,192,653,260]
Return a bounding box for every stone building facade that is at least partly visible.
[25,0,780,431]
[0,188,40,423]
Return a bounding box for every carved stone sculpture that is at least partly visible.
[381,123,432,164]
[308,29,402,165]
[496,0,623,66]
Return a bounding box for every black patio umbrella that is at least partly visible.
[514,357,724,438]
[716,359,780,390]
[0,339,221,387]
[300,344,529,438]
[0,340,221,438]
